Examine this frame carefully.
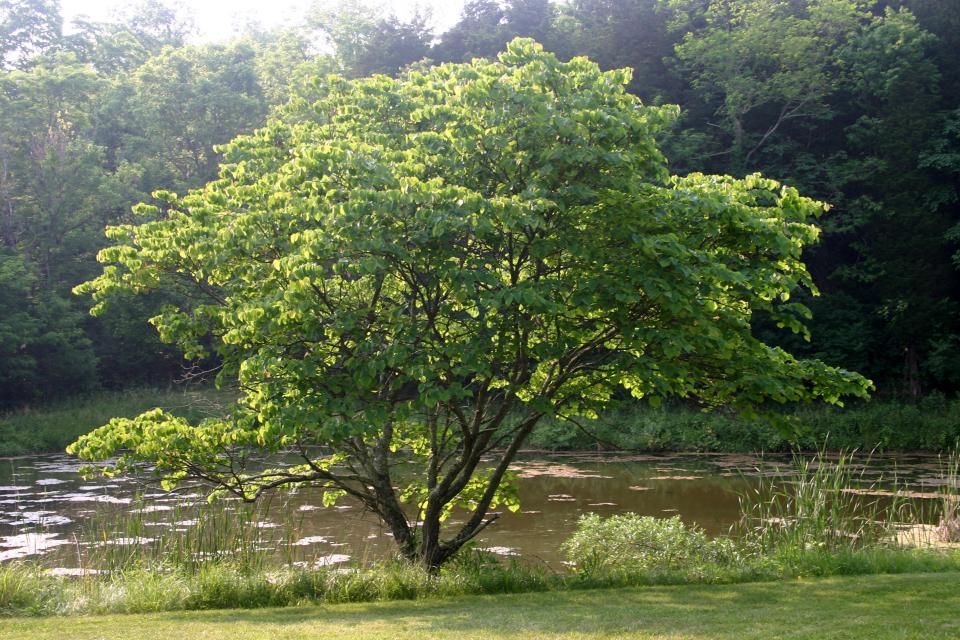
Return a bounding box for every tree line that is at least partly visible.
[1,0,958,409]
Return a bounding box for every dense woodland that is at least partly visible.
[1,0,958,410]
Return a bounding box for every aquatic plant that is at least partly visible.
[935,447,959,543]
[79,493,311,573]
[735,451,915,557]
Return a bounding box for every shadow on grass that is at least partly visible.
[140,573,960,640]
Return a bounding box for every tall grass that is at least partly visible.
[75,494,311,573]
[0,554,558,616]
[936,448,959,542]
[735,451,914,557]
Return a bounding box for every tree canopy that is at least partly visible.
[0,0,956,410]
[69,40,870,568]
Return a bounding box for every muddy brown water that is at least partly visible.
[0,451,948,568]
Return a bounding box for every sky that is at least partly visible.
[59,0,468,42]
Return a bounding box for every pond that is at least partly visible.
[0,451,949,568]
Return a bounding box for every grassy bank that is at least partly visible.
[2,546,959,617]
[527,396,960,452]
[3,388,959,457]
[0,387,234,456]
[1,572,958,640]
[0,450,957,618]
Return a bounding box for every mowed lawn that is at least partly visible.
[3,572,958,640]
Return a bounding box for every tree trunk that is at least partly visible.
[414,413,543,572]
[731,115,746,173]
[903,345,922,401]
[0,155,16,250]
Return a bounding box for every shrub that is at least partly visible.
[561,514,737,576]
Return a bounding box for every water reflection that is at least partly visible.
[0,451,946,566]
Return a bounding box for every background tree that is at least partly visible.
[671,0,868,173]
[0,55,105,404]
[67,0,194,73]
[0,0,957,412]
[822,8,957,399]
[433,0,557,63]
[0,1,304,405]
[308,0,432,77]
[0,0,61,69]
[70,41,870,568]
[555,0,682,101]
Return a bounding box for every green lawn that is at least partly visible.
[3,572,958,640]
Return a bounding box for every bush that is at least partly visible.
[561,514,738,576]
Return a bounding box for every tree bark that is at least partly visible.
[903,345,922,402]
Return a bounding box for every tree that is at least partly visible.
[555,0,683,101]
[434,0,557,63]
[67,0,195,73]
[0,55,105,405]
[0,0,62,69]
[309,0,432,78]
[98,42,268,194]
[70,40,869,568]
[900,0,960,104]
[672,0,869,173]
[808,7,957,398]
[246,29,334,107]
[928,109,960,268]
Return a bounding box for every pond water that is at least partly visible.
[0,451,949,568]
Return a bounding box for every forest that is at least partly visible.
[1,0,959,411]
[3,2,960,633]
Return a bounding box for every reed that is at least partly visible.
[734,450,920,558]
[74,492,310,573]
[936,447,959,542]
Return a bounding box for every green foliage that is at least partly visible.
[672,0,865,171]
[0,7,315,411]
[0,0,61,69]
[0,0,957,414]
[309,0,432,77]
[104,41,269,194]
[433,0,558,63]
[0,386,233,456]
[70,38,868,566]
[664,0,960,397]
